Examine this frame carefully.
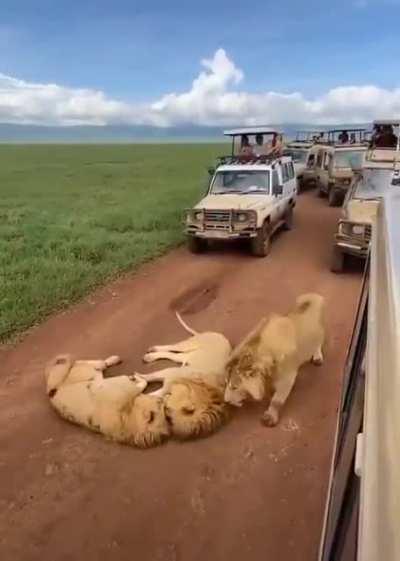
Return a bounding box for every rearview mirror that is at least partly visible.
[272,184,283,196]
[208,167,215,176]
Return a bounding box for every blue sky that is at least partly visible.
[1,0,400,126]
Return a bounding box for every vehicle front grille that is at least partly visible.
[204,209,231,223]
[365,224,372,242]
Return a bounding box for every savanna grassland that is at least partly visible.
[0,143,224,342]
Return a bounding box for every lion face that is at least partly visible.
[124,394,170,448]
[164,379,227,440]
[224,350,272,406]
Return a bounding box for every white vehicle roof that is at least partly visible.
[215,156,292,172]
[216,164,272,172]
[373,119,400,127]
[223,126,281,136]
[285,142,313,149]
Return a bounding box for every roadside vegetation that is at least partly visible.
[0,143,223,342]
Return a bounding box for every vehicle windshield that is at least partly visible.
[354,169,392,200]
[284,149,308,163]
[210,170,270,194]
[334,150,364,169]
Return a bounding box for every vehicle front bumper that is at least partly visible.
[186,225,258,240]
[333,234,370,258]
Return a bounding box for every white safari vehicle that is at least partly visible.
[185,127,297,257]
[283,130,325,190]
[319,120,400,561]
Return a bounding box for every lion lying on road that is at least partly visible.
[45,354,170,448]
[224,293,325,426]
[136,312,232,439]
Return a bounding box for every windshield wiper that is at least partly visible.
[213,190,245,194]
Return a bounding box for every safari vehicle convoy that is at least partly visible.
[185,127,297,257]
[3,120,400,561]
[330,121,400,272]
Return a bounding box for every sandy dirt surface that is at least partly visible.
[0,191,362,561]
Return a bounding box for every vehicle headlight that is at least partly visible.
[352,224,365,236]
[337,177,351,186]
[234,210,256,224]
[339,221,365,236]
[236,212,249,222]
[191,210,204,222]
[339,221,353,236]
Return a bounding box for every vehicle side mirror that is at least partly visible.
[273,184,283,196]
[208,167,215,176]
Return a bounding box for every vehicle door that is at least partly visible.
[320,150,332,194]
[315,148,326,189]
[303,148,318,184]
[282,160,296,201]
[271,168,284,223]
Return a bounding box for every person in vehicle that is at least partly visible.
[338,130,349,143]
[370,124,381,145]
[254,134,268,157]
[239,134,254,157]
[268,134,283,156]
[374,124,398,149]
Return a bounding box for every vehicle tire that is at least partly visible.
[297,178,303,193]
[283,207,294,230]
[328,188,341,207]
[330,246,345,273]
[187,236,207,254]
[250,222,271,257]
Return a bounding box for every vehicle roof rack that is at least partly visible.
[217,154,283,166]
[326,128,367,134]
[223,127,282,136]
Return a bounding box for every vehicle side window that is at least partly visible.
[272,170,280,190]
[324,152,331,171]
[307,153,316,168]
[282,163,289,183]
[316,150,324,168]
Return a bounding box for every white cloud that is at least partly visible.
[1,48,400,127]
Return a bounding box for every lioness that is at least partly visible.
[224,293,325,426]
[45,354,170,448]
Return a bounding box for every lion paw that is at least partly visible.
[261,409,279,427]
[133,374,148,390]
[142,352,158,364]
[311,357,323,366]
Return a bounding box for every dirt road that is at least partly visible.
[0,191,362,561]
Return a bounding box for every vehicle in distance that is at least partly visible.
[185,127,297,257]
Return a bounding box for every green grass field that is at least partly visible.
[0,143,224,342]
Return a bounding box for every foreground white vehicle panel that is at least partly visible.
[319,120,400,561]
[359,190,400,561]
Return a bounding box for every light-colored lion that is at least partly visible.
[224,293,325,426]
[136,312,232,439]
[45,354,170,448]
